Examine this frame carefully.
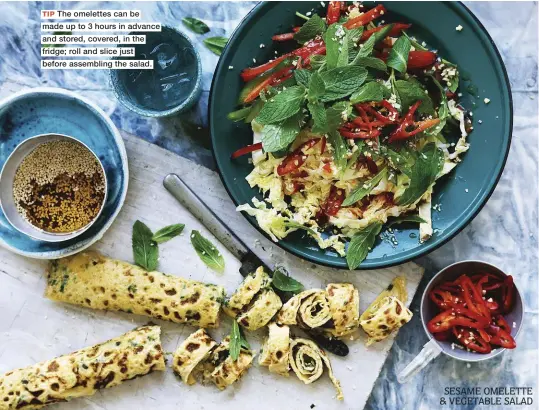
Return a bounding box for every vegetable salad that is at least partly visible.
[228,2,472,269]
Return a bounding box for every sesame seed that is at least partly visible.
[484,98,491,104]
[456,25,463,31]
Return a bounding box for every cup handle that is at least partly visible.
[397,339,443,383]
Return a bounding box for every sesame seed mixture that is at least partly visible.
[13,140,105,233]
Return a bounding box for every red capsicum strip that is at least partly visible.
[277,138,324,176]
[453,327,492,354]
[360,23,411,41]
[388,100,441,142]
[272,32,295,41]
[326,1,343,25]
[243,65,293,103]
[427,306,490,333]
[321,185,345,216]
[241,38,325,82]
[343,4,386,29]
[339,128,381,139]
[457,275,491,321]
[502,275,515,313]
[486,325,516,349]
[231,143,263,159]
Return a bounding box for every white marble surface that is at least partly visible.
[0,2,537,410]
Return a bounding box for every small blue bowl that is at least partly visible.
[110,25,202,117]
[0,87,128,259]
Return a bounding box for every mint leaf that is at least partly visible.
[394,79,434,114]
[308,102,328,134]
[342,168,387,207]
[182,17,210,34]
[152,223,185,244]
[346,222,383,269]
[230,321,249,361]
[351,56,387,72]
[327,130,348,171]
[424,76,449,136]
[350,81,386,104]
[324,23,345,69]
[261,114,302,152]
[190,230,225,273]
[357,24,394,58]
[307,71,325,101]
[319,66,368,102]
[294,70,312,88]
[396,143,444,206]
[294,14,326,44]
[386,215,427,228]
[204,36,228,55]
[256,86,306,124]
[310,54,326,70]
[272,268,304,293]
[347,27,364,61]
[132,220,158,271]
[386,36,411,73]
[326,101,350,131]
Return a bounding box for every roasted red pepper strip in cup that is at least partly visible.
[326,1,343,25]
[493,314,512,334]
[457,275,491,321]
[427,307,490,333]
[453,327,492,354]
[486,325,516,349]
[429,289,461,310]
[502,275,515,313]
[231,142,263,159]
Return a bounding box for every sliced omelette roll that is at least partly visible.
[206,337,254,390]
[277,289,331,329]
[237,289,282,331]
[360,296,413,346]
[173,329,217,385]
[45,252,225,328]
[0,325,165,410]
[362,276,408,314]
[224,267,282,331]
[289,338,343,401]
[258,323,290,377]
[325,283,360,337]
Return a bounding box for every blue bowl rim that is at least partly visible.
[208,1,513,270]
[419,260,524,362]
[0,86,129,259]
[109,24,202,118]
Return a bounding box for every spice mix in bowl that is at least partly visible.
[0,134,107,241]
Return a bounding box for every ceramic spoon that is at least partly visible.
[163,173,349,357]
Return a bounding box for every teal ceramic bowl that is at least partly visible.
[110,25,202,117]
[209,2,512,269]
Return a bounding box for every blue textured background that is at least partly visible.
[0,2,537,409]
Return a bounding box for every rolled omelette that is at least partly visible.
[0,325,165,410]
[224,267,282,331]
[258,323,290,377]
[173,329,217,385]
[359,296,413,346]
[206,337,254,390]
[45,252,225,328]
[289,338,343,401]
[277,284,360,337]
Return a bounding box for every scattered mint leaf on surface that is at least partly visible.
[132,220,158,271]
[204,36,228,55]
[190,230,225,273]
[386,36,411,73]
[342,168,388,207]
[182,17,210,34]
[256,86,306,124]
[272,268,305,293]
[230,321,249,361]
[152,223,185,244]
[346,222,383,270]
[396,143,444,206]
